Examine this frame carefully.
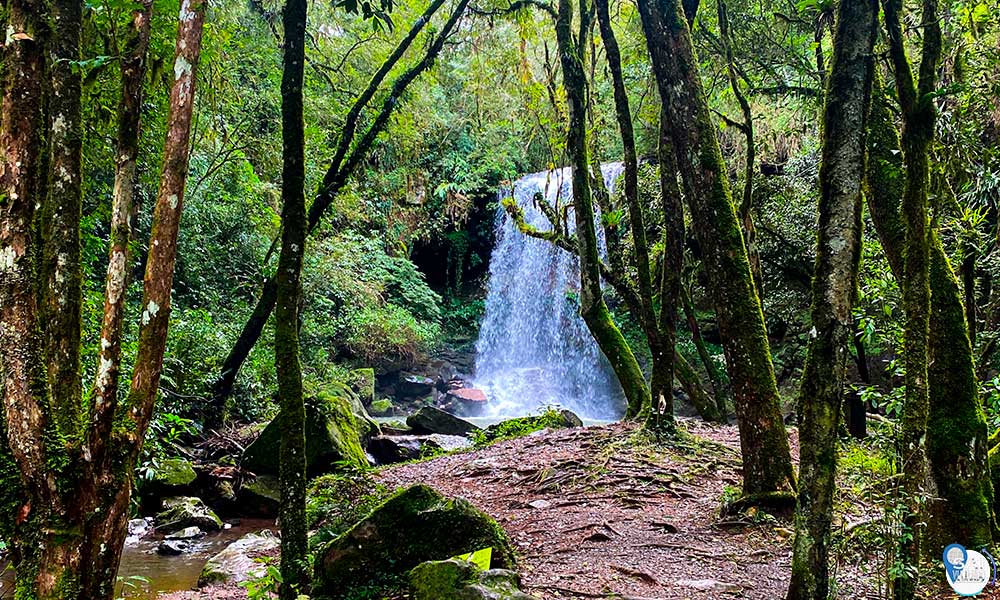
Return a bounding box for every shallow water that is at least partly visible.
[0,518,273,600]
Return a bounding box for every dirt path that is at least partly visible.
[168,420,970,599]
[380,419,852,599]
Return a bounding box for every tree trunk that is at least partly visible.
[91,0,154,460]
[276,0,310,594]
[866,84,995,553]
[787,0,876,595]
[40,0,84,437]
[880,0,942,591]
[555,0,650,419]
[635,0,795,497]
[208,0,468,421]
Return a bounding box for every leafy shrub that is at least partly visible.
[345,304,441,370]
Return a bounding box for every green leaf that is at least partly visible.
[451,547,492,570]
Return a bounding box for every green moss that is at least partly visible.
[243,391,369,476]
[152,457,197,487]
[473,408,581,445]
[313,484,516,598]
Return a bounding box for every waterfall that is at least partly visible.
[472,163,627,420]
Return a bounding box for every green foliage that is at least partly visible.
[472,407,568,446]
[306,468,391,548]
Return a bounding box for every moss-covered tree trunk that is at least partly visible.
[635,0,795,497]
[555,0,650,418]
[866,88,995,552]
[786,0,876,596]
[879,0,942,593]
[275,0,310,594]
[0,0,205,596]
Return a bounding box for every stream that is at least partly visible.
[0,518,273,600]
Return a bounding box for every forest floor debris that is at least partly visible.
[164,420,968,599]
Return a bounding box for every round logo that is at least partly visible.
[944,543,995,596]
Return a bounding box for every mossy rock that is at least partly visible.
[478,409,582,444]
[143,458,197,499]
[410,559,536,600]
[156,496,223,533]
[348,368,376,407]
[239,475,280,516]
[369,398,394,416]
[242,391,370,476]
[314,484,516,597]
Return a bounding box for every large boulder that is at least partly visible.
[314,484,516,597]
[410,559,536,600]
[242,390,371,476]
[398,372,436,398]
[407,406,481,437]
[445,388,489,417]
[239,475,280,516]
[198,530,280,587]
[155,497,222,533]
[146,457,197,494]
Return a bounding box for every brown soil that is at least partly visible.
[164,420,971,599]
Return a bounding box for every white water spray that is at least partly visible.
[473,163,626,420]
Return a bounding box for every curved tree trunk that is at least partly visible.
[787,0,876,595]
[635,0,795,497]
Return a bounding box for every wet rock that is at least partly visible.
[157,540,189,555]
[243,389,371,476]
[198,530,280,587]
[445,388,489,417]
[410,559,536,600]
[368,434,471,464]
[369,435,429,463]
[398,373,436,398]
[156,496,223,533]
[126,517,154,543]
[166,526,205,540]
[239,475,280,517]
[407,406,481,437]
[314,484,516,597]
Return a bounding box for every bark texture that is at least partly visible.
[786,0,876,595]
[635,0,795,496]
[276,0,310,594]
[866,89,995,552]
[555,0,650,419]
[0,1,205,597]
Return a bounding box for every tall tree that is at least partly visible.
[787,0,877,595]
[595,0,682,426]
[866,86,996,553]
[276,0,310,594]
[552,0,651,419]
[635,0,796,498]
[880,0,942,593]
[0,0,206,596]
[209,0,472,422]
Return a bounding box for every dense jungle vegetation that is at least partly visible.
[0,0,999,597]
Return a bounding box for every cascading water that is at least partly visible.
[473,163,626,420]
